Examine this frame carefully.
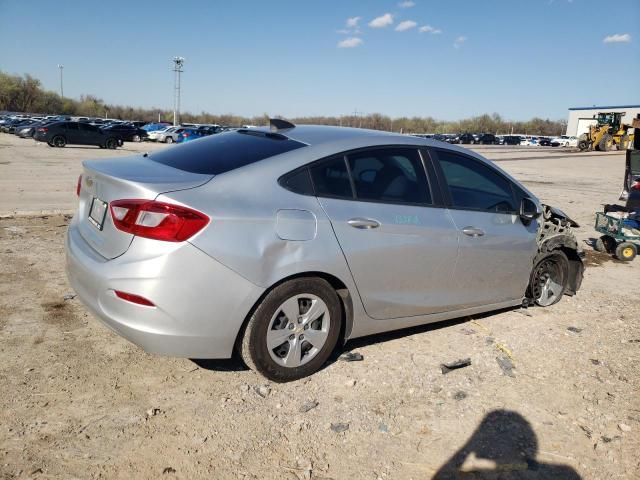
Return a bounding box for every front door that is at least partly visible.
[312,148,460,320]
[431,149,538,308]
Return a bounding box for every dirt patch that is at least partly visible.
[583,249,616,267]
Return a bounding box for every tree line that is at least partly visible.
[0,71,567,135]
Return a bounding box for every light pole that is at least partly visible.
[172,57,185,126]
[57,64,64,98]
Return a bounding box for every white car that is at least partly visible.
[550,135,578,147]
[520,136,538,146]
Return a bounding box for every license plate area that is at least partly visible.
[88,197,108,230]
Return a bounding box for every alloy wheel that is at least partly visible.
[532,257,564,306]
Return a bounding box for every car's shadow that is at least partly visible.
[191,306,522,376]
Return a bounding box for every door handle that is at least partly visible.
[462,226,485,237]
[347,218,381,229]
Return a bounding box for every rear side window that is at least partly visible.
[65,122,79,131]
[437,151,517,213]
[310,156,353,199]
[347,148,431,204]
[148,130,307,174]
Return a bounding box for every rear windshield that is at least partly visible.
[147,130,306,174]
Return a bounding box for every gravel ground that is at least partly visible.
[0,135,639,479]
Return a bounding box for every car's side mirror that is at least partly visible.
[520,197,542,225]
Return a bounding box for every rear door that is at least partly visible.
[430,148,537,308]
[64,122,82,143]
[313,147,460,320]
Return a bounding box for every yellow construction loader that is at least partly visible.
[577,112,634,152]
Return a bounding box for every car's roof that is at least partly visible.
[256,124,398,146]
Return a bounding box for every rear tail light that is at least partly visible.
[109,200,209,242]
[114,290,155,307]
[632,180,640,191]
[76,175,82,196]
[37,127,48,133]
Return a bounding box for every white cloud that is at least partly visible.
[398,1,415,7]
[419,25,442,34]
[603,33,631,43]
[369,13,393,28]
[338,37,363,48]
[454,36,467,48]
[395,20,417,32]
[346,16,361,28]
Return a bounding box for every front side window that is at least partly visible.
[437,150,516,213]
[347,148,431,204]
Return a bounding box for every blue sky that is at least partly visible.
[1,0,638,120]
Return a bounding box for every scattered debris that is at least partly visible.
[63,294,76,301]
[299,400,319,413]
[162,467,176,474]
[579,425,593,439]
[495,343,514,361]
[440,358,471,374]
[340,352,363,362]
[330,422,349,433]
[496,356,516,377]
[453,391,467,401]
[590,359,602,366]
[145,408,162,418]
[459,328,476,335]
[378,423,389,433]
[618,423,631,432]
[254,385,271,398]
[516,308,533,317]
[471,320,490,333]
[344,379,357,387]
[567,326,583,333]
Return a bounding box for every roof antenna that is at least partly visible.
[270,118,296,132]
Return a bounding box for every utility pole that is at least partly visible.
[172,57,185,126]
[57,64,64,97]
[352,109,362,128]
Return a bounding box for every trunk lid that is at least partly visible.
[76,155,212,259]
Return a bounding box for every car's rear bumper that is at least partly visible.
[65,216,265,358]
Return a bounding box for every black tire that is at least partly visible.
[105,137,118,149]
[528,250,569,307]
[595,235,616,253]
[52,135,66,148]
[165,136,173,144]
[239,277,342,382]
[598,134,613,152]
[615,242,637,262]
[47,141,55,147]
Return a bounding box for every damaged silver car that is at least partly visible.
[66,120,583,382]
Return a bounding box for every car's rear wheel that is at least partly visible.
[105,138,118,149]
[529,251,569,307]
[52,135,66,147]
[239,277,342,382]
[165,137,173,144]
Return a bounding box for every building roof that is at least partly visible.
[568,105,640,111]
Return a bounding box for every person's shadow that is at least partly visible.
[432,410,581,479]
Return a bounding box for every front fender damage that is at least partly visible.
[529,204,585,299]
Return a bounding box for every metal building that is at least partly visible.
[566,105,640,137]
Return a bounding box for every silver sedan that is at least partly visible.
[66,120,583,381]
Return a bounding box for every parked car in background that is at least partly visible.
[503,135,522,145]
[176,127,206,143]
[550,135,578,148]
[495,135,505,145]
[156,126,188,143]
[458,133,476,144]
[16,120,54,138]
[34,121,121,148]
[537,137,553,147]
[101,124,148,142]
[147,126,174,142]
[65,122,584,381]
[520,136,539,146]
[197,125,223,136]
[477,133,498,145]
